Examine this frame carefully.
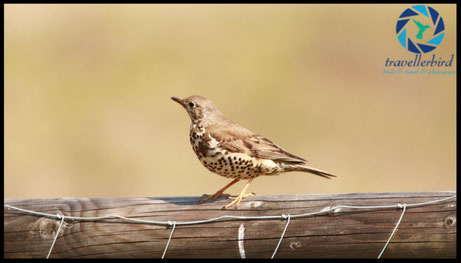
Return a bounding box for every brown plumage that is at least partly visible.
[172,95,335,209]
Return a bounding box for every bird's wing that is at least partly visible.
[208,120,307,164]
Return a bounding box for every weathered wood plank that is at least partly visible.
[4,191,456,258]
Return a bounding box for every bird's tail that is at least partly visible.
[284,164,336,179]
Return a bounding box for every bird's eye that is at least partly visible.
[188,102,195,108]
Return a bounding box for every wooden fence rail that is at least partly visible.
[4,191,456,258]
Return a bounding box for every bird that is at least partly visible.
[171,95,336,209]
[412,19,431,39]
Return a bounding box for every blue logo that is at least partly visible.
[396,5,445,54]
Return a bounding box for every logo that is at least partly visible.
[396,5,445,54]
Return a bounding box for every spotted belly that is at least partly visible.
[190,129,281,179]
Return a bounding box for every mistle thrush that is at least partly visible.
[172,95,336,209]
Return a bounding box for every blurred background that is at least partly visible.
[5,4,456,199]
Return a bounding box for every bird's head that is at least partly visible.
[171,95,222,124]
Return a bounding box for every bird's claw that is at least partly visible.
[222,192,256,209]
[200,192,231,204]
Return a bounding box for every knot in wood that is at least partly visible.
[289,241,302,250]
[444,214,456,229]
[29,217,66,240]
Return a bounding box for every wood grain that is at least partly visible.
[4,191,456,258]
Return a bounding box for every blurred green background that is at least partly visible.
[4,4,456,199]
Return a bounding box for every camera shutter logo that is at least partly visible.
[396,5,445,54]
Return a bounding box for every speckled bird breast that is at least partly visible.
[189,123,280,179]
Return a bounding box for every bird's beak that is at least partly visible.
[171,97,186,107]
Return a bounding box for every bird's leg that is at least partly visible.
[228,192,255,200]
[223,178,255,209]
[200,179,240,204]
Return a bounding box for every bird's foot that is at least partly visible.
[222,192,255,210]
[200,192,231,204]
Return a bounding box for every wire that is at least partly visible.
[272,214,291,259]
[161,221,176,259]
[377,203,407,259]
